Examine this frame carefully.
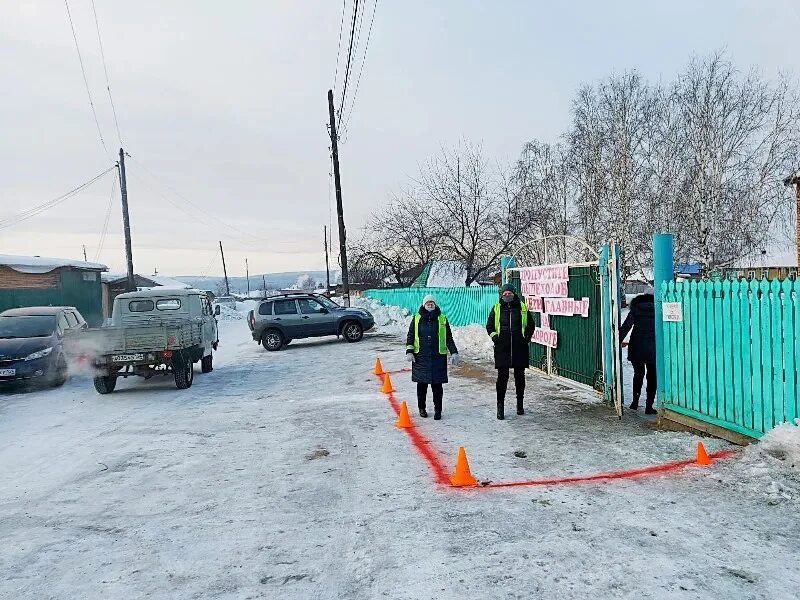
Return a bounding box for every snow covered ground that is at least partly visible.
[1,312,799,599]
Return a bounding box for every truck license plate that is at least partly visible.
[0,369,15,377]
[112,353,144,362]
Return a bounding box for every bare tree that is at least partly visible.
[416,143,533,285]
[671,53,800,270]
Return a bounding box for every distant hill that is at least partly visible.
[176,271,338,294]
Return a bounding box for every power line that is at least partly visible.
[64,0,109,157]
[0,166,116,229]
[94,172,118,261]
[338,0,360,126]
[90,0,123,146]
[333,0,348,98]
[341,0,378,136]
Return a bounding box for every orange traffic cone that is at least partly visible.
[449,446,478,487]
[395,401,413,429]
[374,358,384,375]
[381,373,394,394]
[696,441,711,466]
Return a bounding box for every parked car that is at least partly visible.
[247,293,374,351]
[0,306,88,387]
[83,288,219,393]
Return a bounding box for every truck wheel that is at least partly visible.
[201,354,213,373]
[342,321,364,343]
[50,356,68,387]
[262,329,284,351]
[173,354,194,389]
[93,375,117,394]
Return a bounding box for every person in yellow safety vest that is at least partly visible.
[405,294,459,420]
[486,284,535,420]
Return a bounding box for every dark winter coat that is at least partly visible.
[620,293,656,364]
[486,296,535,369]
[406,307,458,385]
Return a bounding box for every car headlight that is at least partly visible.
[25,347,53,361]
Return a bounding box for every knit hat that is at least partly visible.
[422,294,437,306]
[499,284,516,295]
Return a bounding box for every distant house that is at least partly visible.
[101,273,193,319]
[0,254,107,326]
[721,247,798,281]
[410,260,482,288]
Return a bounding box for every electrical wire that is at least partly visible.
[333,0,348,98]
[94,171,118,261]
[338,0,360,126]
[64,0,109,157]
[340,0,378,137]
[90,0,123,147]
[0,166,116,229]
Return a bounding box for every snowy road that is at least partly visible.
[1,319,798,599]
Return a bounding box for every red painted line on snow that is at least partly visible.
[382,387,451,485]
[482,449,737,488]
[373,367,738,490]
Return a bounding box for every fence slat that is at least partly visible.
[769,279,785,427]
[721,280,735,425]
[709,280,733,422]
[780,278,795,423]
[750,280,764,433]
[730,280,744,427]
[794,279,800,423]
[758,279,774,433]
[677,282,689,410]
[697,281,710,416]
[689,281,702,414]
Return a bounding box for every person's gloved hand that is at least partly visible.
[449,354,460,366]
[406,352,415,363]
[491,336,499,345]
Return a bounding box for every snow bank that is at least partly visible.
[217,305,244,321]
[355,297,493,361]
[748,420,800,468]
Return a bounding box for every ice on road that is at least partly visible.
[1,319,798,599]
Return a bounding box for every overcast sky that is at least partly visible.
[1,1,798,277]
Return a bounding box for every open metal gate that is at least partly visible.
[506,241,624,415]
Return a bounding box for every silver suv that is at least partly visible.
[247,294,374,351]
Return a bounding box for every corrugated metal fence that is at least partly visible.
[661,278,800,438]
[362,287,498,327]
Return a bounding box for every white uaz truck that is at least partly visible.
[85,288,219,394]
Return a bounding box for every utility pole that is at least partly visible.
[784,172,800,268]
[327,89,350,306]
[82,245,87,262]
[262,275,267,298]
[118,147,136,292]
[324,226,331,297]
[246,258,250,296]
[219,240,230,296]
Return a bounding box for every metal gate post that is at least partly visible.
[653,234,674,406]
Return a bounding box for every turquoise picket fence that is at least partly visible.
[362,287,499,327]
[661,278,800,438]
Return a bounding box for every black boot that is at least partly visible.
[497,400,505,420]
[629,395,640,410]
[434,411,441,420]
[644,400,657,415]
[516,398,524,416]
[419,406,428,418]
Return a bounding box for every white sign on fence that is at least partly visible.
[663,302,683,322]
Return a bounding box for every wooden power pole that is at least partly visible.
[219,240,230,296]
[118,147,136,292]
[785,172,800,268]
[327,89,350,306]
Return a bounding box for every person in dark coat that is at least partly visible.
[486,284,535,420]
[405,294,459,420]
[619,290,657,414]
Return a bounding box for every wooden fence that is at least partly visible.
[661,278,799,438]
